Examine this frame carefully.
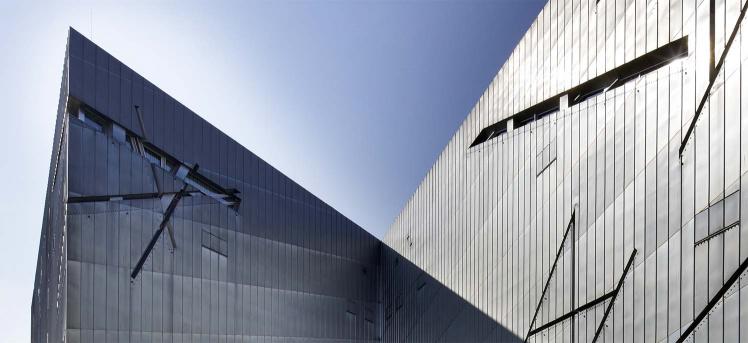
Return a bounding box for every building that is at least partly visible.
[31,28,517,343]
[385,0,748,342]
[35,0,748,342]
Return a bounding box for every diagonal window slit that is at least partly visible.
[130,164,198,279]
[524,211,576,342]
[524,207,638,343]
[676,251,748,342]
[680,0,748,156]
[72,103,241,209]
[470,36,689,148]
[68,190,202,204]
[69,101,241,280]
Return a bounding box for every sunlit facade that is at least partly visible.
[385,0,748,342]
[34,1,748,342]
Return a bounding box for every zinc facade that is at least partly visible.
[32,28,384,343]
[32,29,520,343]
[385,0,748,342]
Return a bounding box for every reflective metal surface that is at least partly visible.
[32,29,520,343]
[385,0,748,342]
[33,1,748,342]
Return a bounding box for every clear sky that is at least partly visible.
[0,1,543,341]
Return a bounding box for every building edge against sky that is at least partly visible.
[34,0,748,342]
[386,0,748,342]
[31,28,519,342]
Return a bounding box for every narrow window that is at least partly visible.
[75,109,103,132]
[470,36,688,148]
[111,123,127,144]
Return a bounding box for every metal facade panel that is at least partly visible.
[36,0,748,341]
[385,0,748,342]
[36,26,521,343]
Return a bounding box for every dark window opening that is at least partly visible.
[144,148,161,167]
[469,121,507,148]
[68,189,201,204]
[75,108,104,132]
[69,102,241,208]
[470,36,688,148]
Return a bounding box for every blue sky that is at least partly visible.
[0,1,543,341]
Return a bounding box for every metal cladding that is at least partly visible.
[386,0,748,342]
[31,28,519,343]
[34,0,748,341]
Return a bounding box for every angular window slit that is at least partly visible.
[71,102,241,208]
[681,0,748,156]
[69,100,241,280]
[131,168,195,279]
[67,190,201,204]
[678,251,748,341]
[526,249,638,342]
[525,211,576,341]
[111,123,127,143]
[469,121,507,148]
[470,36,688,148]
[75,108,104,132]
[417,281,426,291]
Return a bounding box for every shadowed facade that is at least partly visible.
[31,28,518,343]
